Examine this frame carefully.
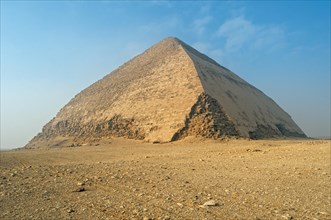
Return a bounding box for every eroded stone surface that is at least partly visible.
[171,93,238,141]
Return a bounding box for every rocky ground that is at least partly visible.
[0,138,330,219]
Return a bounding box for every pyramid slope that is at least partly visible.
[179,40,306,138]
[26,37,306,148]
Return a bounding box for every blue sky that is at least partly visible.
[1,1,330,149]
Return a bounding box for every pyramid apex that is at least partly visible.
[163,36,181,41]
[157,36,184,46]
[145,37,184,54]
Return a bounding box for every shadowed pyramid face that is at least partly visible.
[26,37,306,148]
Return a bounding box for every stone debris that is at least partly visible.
[77,182,85,186]
[176,203,183,207]
[199,199,221,208]
[72,187,85,192]
[281,214,293,220]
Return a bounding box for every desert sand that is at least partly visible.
[1,139,330,219]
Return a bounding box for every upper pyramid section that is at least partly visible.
[26,37,306,148]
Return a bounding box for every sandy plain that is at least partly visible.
[0,138,330,220]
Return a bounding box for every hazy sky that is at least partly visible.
[1,1,330,149]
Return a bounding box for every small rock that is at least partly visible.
[203,200,217,206]
[73,187,85,192]
[67,209,74,213]
[77,182,85,186]
[281,214,293,220]
[199,199,221,208]
[177,203,183,207]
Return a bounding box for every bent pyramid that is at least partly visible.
[26,37,306,148]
